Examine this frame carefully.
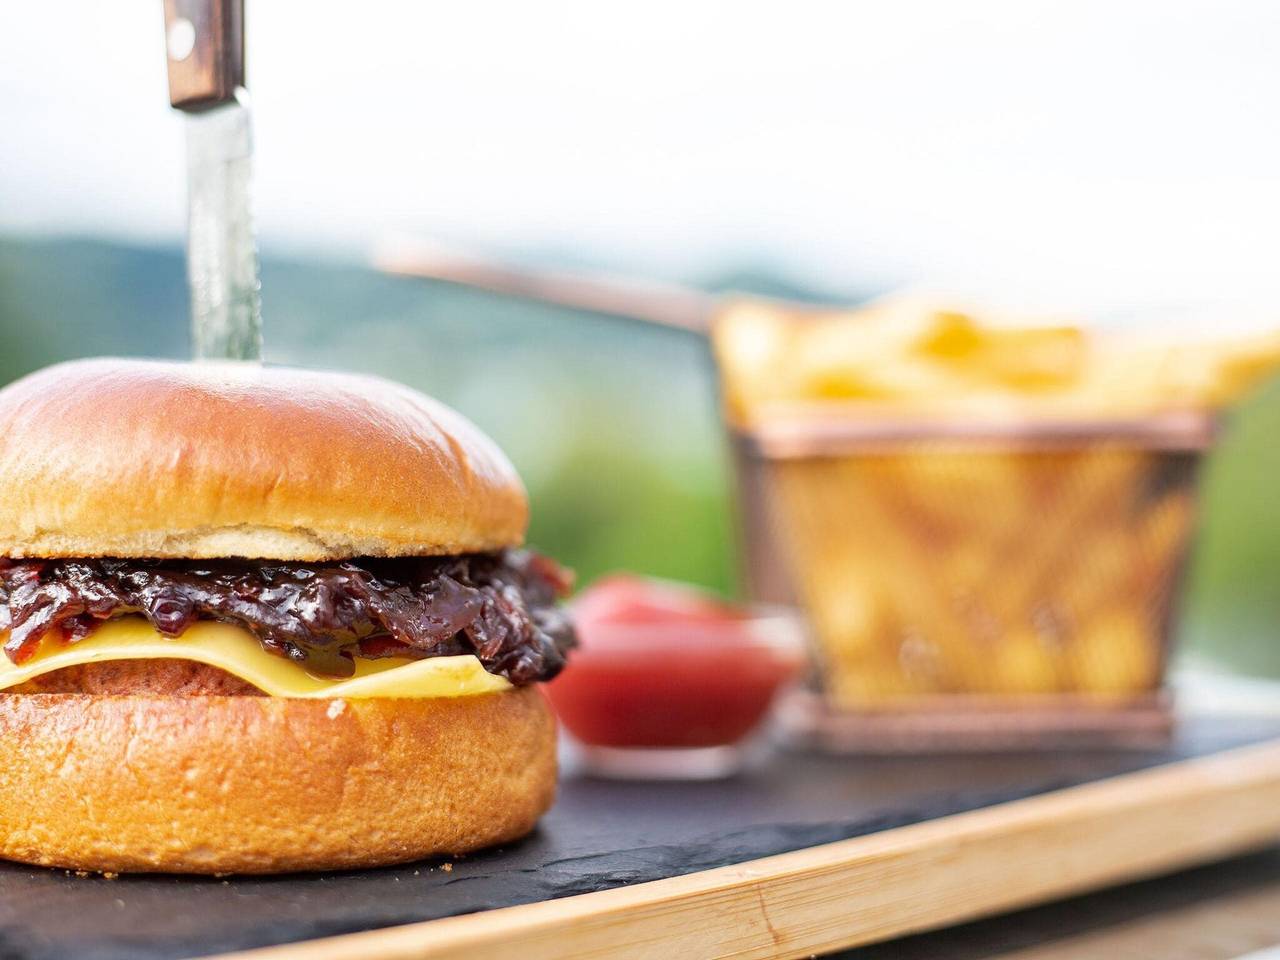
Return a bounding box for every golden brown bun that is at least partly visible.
[0,687,556,874]
[0,359,527,559]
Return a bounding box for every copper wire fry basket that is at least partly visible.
[735,413,1215,751]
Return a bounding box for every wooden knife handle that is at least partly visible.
[162,0,244,110]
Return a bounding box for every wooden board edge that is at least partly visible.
[212,738,1280,960]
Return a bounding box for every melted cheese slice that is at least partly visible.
[0,617,511,699]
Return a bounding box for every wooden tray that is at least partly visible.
[2,711,1279,960]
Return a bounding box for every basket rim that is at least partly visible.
[732,410,1219,458]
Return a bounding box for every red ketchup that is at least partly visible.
[547,575,806,751]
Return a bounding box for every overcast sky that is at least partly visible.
[3,0,1279,308]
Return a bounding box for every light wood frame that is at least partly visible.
[216,738,1280,960]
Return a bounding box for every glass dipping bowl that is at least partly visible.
[546,596,806,780]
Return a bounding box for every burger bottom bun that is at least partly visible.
[0,688,556,874]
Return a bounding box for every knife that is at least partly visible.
[162,0,262,361]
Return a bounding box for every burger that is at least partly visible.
[0,359,575,874]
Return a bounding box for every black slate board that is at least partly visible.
[2,715,1278,960]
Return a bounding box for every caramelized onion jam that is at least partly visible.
[0,550,575,686]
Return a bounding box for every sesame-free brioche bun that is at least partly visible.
[0,358,527,560]
[0,687,556,874]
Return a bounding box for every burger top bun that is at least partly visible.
[0,359,528,560]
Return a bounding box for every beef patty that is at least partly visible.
[7,660,263,696]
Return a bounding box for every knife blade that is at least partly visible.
[163,0,261,362]
[183,93,261,361]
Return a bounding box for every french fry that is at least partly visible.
[990,626,1063,695]
[1068,607,1160,694]
[992,451,1144,622]
[1054,526,1136,628]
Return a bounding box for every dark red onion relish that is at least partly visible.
[0,551,575,685]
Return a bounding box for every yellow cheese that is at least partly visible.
[0,617,511,699]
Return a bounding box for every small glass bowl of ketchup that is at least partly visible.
[546,575,807,780]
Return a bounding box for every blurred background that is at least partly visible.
[2,0,1279,676]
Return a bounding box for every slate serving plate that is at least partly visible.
[1,715,1278,960]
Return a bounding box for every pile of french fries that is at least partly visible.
[713,296,1280,707]
[773,448,1195,704]
[714,295,1280,428]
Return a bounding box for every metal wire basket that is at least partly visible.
[734,412,1215,750]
